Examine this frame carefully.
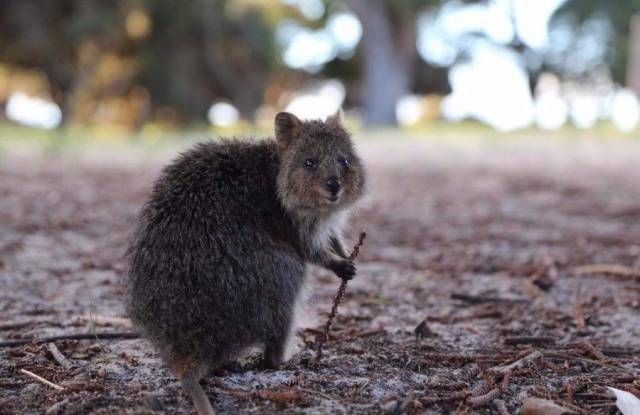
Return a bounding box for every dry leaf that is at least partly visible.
[608,387,640,415]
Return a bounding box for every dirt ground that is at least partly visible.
[1,135,639,414]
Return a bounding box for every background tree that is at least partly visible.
[0,0,278,126]
[348,0,439,127]
[550,0,640,86]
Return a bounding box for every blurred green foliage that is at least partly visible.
[0,0,638,130]
[553,0,640,83]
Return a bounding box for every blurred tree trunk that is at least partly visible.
[198,0,268,120]
[627,14,640,96]
[349,0,415,127]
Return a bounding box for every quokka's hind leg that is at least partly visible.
[263,315,294,369]
[170,359,215,415]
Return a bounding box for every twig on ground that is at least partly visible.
[0,331,139,348]
[573,264,640,279]
[572,284,586,331]
[298,388,348,413]
[450,293,529,305]
[494,399,509,415]
[543,352,627,371]
[0,318,58,331]
[47,343,72,369]
[488,350,543,375]
[255,388,301,403]
[212,380,251,399]
[575,342,607,361]
[468,388,501,408]
[0,315,132,332]
[599,346,640,357]
[419,391,469,407]
[71,315,133,328]
[315,231,366,362]
[504,336,556,346]
[469,380,497,397]
[45,399,70,415]
[521,397,577,415]
[19,368,64,391]
[500,370,512,390]
[342,328,386,341]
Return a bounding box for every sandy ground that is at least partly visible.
[1,135,639,414]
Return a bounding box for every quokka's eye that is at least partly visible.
[304,158,318,170]
[338,156,350,167]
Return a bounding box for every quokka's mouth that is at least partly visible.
[318,188,341,204]
[326,194,340,203]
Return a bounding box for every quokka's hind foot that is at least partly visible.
[262,317,294,369]
[170,359,215,415]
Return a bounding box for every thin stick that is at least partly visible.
[315,231,366,362]
[543,352,628,371]
[47,343,72,369]
[572,284,586,331]
[468,388,500,408]
[573,264,640,279]
[503,336,555,346]
[0,318,57,331]
[0,315,132,331]
[19,368,64,391]
[488,350,543,375]
[450,293,529,305]
[0,331,139,348]
[71,315,133,328]
[494,399,509,415]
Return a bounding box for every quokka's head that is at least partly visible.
[275,111,366,216]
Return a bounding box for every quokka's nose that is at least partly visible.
[325,177,341,194]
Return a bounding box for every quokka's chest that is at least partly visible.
[310,211,349,250]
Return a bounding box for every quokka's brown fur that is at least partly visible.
[125,111,366,414]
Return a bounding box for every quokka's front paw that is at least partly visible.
[330,259,356,280]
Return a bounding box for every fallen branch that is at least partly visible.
[19,368,64,391]
[47,343,72,370]
[0,331,139,348]
[315,231,366,362]
[573,264,640,279]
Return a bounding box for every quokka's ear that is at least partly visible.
[326,109,344,126]
[275,112,302,149]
